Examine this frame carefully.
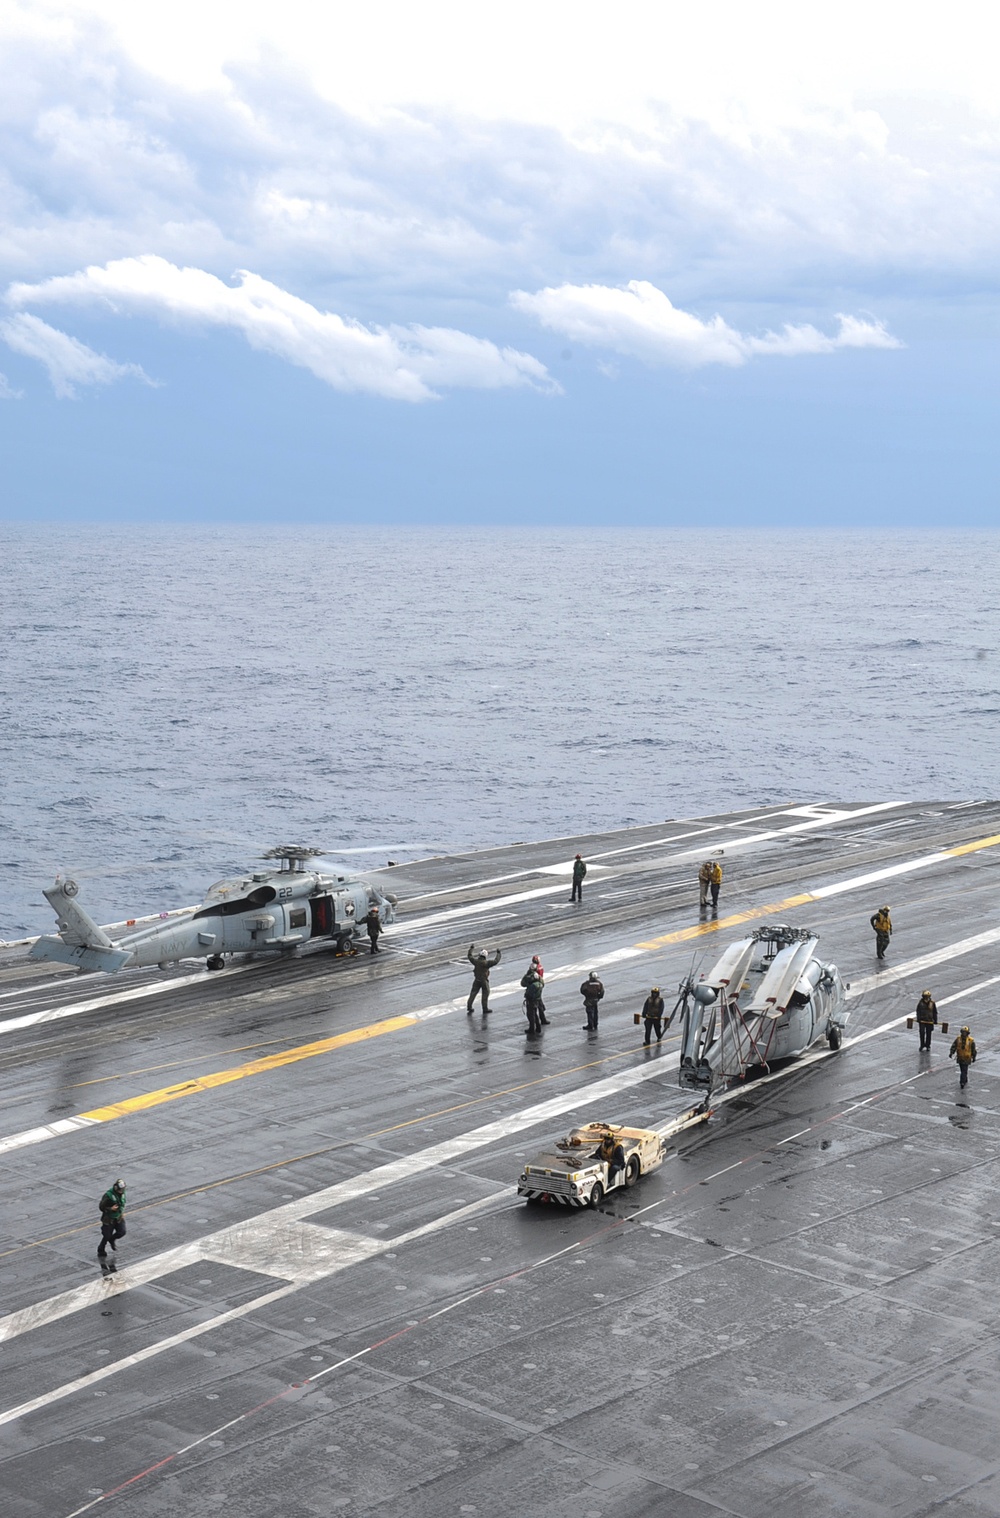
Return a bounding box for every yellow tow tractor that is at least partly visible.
[517,1106,709,1208]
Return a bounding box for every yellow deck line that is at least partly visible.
[947,833,1000,858]
[81,1014,417,1121]
[635,894,814,950]
[19,829,1000,1138]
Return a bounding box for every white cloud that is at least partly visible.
[8,256,556,401]
[0,372,21,399]
[39,2,1000,135]
[0,312,150,397]
[389,324,555,394]
[1,12,1000,316]
[743,312,902,359]
[511,280,901,368]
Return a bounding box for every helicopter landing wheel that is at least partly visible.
[206,955,225,972]
[828,1026,843,1051]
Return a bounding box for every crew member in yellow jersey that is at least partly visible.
[950,1026,977,1089]
[870,905,892,960]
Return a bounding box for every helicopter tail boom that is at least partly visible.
[29,936,133,973]
[29,879,133,971]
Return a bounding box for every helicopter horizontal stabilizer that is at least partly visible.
[29,936,133,973]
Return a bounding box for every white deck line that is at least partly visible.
[0,977,83,1001]
[665,801,905,861]
[0,963,252,1038]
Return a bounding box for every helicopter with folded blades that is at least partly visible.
[671,923,849,1092]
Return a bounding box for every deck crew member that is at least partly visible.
[570,854,587,903]
[97,1178,126,1270]
[950,1025,977,1089]
[363,904,383,955]
[580,970,605,1031]
[709,860,723,909]
[594,1129,626,1183]
[467,944,501,1014]
[915,989,937,1051]
[870,905,892,960]
[642,986,665,1045]
[698,860,712,909]
[521,968,545,1034]
[527,956,549,1023]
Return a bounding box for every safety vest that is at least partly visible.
[955,1031,975,1062]
[100,1186,125,1218]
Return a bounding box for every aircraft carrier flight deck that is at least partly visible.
[2,800,1000,1518]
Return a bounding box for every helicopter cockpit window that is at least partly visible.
[193,885,277,920]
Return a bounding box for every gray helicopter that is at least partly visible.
[671,924,849,1093]
[29,846,398,974]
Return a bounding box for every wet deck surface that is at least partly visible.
[2,800,1000,1517]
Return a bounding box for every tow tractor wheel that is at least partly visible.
[588,1181,605,1209]
[206,955,225,972]
[828,1026,843,1051]
[624,1156,641,1187]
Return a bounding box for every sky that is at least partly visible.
[2,1,1000,524]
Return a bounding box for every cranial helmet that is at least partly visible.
[113,1179,125,1192]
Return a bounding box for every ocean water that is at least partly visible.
[1,525,998,938]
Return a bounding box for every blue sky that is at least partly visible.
[2,0,1000,524]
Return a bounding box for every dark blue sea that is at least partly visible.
[1,526,997,938]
